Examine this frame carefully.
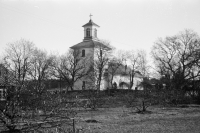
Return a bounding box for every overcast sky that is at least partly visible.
[0,0,200,58]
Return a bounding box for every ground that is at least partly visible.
[75,105,200,133]
[1,105,200,133]
[1,90,200,133]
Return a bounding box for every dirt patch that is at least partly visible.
[85,119,100,123]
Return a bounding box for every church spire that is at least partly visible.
[82,15,99,27]
[89,13,93,20]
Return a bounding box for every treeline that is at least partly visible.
[151,29,200,104]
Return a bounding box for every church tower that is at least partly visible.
[82,14,100,41]
[70,15,111,90]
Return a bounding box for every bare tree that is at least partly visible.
[22,49,78,132]
[27,48,54,111]
[4,39,35,90]
[137,50,150,78]
[0,39,35,132]
[107,50,127,89]
[123,50,152,113]
[52,49,91,91]
[0,41,79,132]
[126,50,141,89]
[151,29,200,103]
[108,58,122,88]
[93,40,112,92]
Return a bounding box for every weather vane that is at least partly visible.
[90,14,93,20]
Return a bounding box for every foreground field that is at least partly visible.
[74,105,200,133]
[1,90,200,133]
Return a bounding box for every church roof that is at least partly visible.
[82,19,100,27]
[111,64,143,78]
[70,40,112,50]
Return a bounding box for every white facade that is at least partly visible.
[112,75,143,90]
[73,47,94,90]
[73,48,108,90]
[70,19,109,91]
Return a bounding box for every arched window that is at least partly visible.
[86,28,90,37]
[82,49,85,57]
[94,28,97,37]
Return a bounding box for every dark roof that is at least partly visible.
[114,65,131,75]
[82,19,100,27]
[149,78,160,84]
[70,40,111,50]
[110,64,143,78]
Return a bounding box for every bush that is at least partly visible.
[84,90,104,110]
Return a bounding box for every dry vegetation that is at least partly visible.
[1,90,200,133]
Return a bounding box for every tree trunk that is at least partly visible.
[142,101,146,112]
[97,70,102,92]
[70,86,74,91]
[129,71,134,90]
[97,79,101,93]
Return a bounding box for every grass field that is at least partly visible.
[74,105,200,133]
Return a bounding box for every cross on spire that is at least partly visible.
[89,14,93,20]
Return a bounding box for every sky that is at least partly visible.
[0,0,200,59]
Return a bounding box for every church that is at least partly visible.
[69,16,144,91]
[70,16,111,91]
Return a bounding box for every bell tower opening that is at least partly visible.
[86,28,90,37]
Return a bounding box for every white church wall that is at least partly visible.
[113,75,143,90]
[72,48,95,90]
[73,47,109,91]
[74,76,96,90]
[77,47,94,58]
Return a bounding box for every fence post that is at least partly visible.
[73,118,75,133]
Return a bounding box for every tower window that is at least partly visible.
[94,28,97,37]
[82,81,86,90]
[86,28,90,37]
[82,49,85,57]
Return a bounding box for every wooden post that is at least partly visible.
[73,118,75,133]
[142,100,145,112]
